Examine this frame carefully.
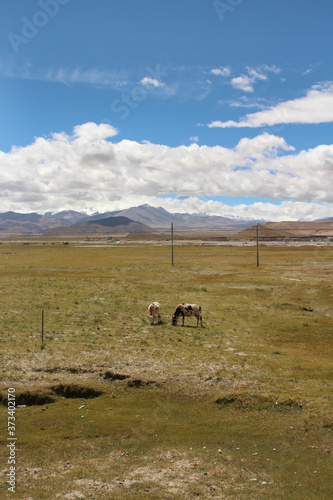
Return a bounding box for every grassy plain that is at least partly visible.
[0,240,332,499]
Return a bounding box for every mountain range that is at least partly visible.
[0,205,260,236]
[0,205,332,237]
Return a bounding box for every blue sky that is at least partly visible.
[0,0,333,220]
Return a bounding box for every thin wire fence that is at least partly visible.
[3,304,332,351]
[1,309,119,348]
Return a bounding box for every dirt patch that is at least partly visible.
[1,384,104,406]
[35,366,96,374]
[34,366,95,375]
[215,393,303,411]
[102,371,158,388]
[276,303,315,313]
[127,378,157,388]
[102,371,130,381]
[50,384,103,399]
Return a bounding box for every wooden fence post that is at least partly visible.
[41,310,44,347]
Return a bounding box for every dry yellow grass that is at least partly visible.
[0,240,332,498]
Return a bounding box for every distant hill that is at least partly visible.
[113,205,174,228]
[263,221,333,237]
[0,211,44,223]
[44,216,153,236]
[314,217,333,223]
[233,221,333,240]
[0,211,64,235]
[69,216,153,235]
[233,224,292,240]
[86,216,139,228]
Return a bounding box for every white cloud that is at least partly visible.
[226,96,268,109]
[235,134,295,159]
[1,64,167,91]
[152,197,333,222]
[2,65,131,88]
[73,122,118,141]
[211,66,231,77]
[231,74,257,92]
[210,65,280,93]
[302,64,321,76]
[140,76,165,88]
[1,124,332,219]
[208,82,333,128]
[230,65,280,92]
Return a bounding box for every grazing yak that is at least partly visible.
[147,302,161,325]
[171,303,202,327]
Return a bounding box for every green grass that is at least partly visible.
[0,241,332,498]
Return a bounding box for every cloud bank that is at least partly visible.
[1,122,332,220]
[208,82,333,128]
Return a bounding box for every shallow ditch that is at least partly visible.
[0,383,104,406]
[0,371,160,406]
[50,384,103,399]
[0,389,54,407]
[215,393,304,411]
[102,370,159,388]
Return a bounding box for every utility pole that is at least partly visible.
[256,224,259,267]
[171,222,174,266]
